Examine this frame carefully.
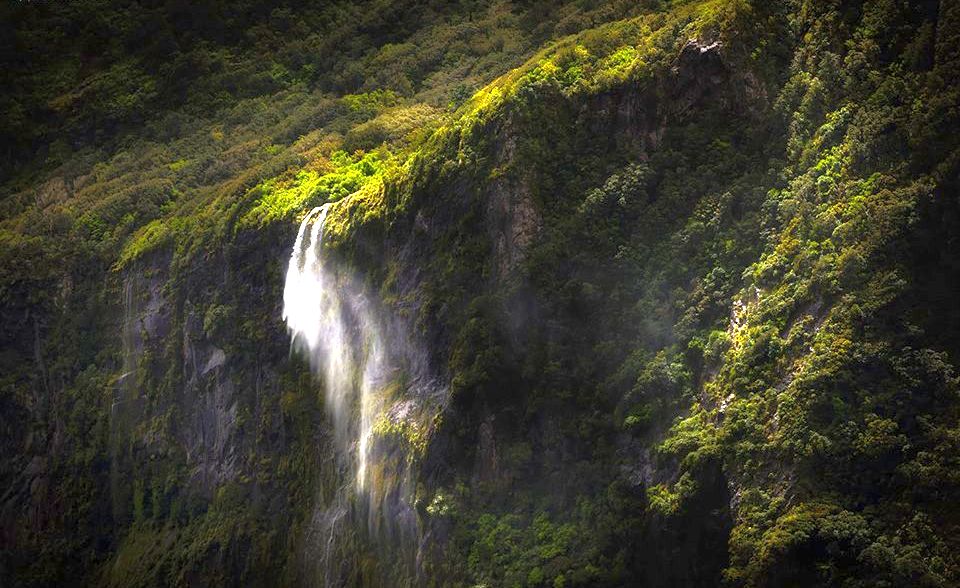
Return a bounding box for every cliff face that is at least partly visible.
[393,28,767,587]
[3,1,960,587]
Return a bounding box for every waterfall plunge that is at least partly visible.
[283,202,444,585]
[282,203,384,491]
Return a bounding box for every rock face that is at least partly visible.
[486,120,542,282]
[113,258,241,505]
[181,307,239,496]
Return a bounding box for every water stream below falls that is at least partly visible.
[282,203,444,586]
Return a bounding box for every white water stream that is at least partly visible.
[282,203,385,491]
[283,202,445,585]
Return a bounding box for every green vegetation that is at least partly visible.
[2,0,960,586]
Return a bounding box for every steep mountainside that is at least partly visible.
[2,1,960,587]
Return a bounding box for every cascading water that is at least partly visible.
[283,203,385,490]
[283,202,446,586]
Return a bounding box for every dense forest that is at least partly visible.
[2,0,959,586]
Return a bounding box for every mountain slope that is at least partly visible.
[2,1,960,587]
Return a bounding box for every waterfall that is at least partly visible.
[283,203,387,491]
[283,202,445,585]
